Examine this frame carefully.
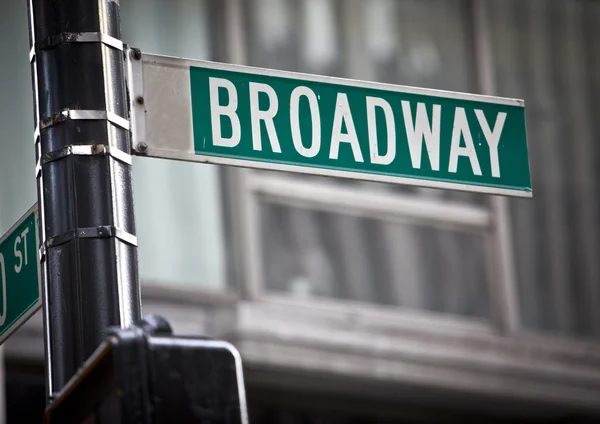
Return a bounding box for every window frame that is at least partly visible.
[228,0,518,336]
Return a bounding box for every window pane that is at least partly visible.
[260,202,490,318]
[488,0,600,337]
[0,1,36,233]
[121,0,228,291]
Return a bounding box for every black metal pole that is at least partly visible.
[27,0,142,397]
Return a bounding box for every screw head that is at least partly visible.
[136,96,144,105]
[131,49,142,60]
[137,142,148,153]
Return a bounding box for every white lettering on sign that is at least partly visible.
[449,107,482,176]
[290,86,321,158]
[330,93,364,162]
[0,253,6,326]
[209,77,241,147]
[475,110,506,178]
[249,82,282,153]
[367,97,395,165]
[14,227,29,274]
[402,101,441,171]
[207,77,510,178]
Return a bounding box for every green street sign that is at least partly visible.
[0,205,41,345]
[131,54,531,197]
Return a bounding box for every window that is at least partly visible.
[121,0,228,291]
[237,0,505,323]
[228,0,600,342]
[260,202,490,317]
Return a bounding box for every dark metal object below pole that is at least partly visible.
[45,315,249,424]
[27,0,142,398]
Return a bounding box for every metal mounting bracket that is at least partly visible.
[44,226,138,252]
[40,109,130,131]
[37,31,124,52]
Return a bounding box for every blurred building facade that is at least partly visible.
[1,0,600,422]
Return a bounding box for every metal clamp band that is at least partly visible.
[36,144,132,177]
[37,32,124,52]
[44,226,138,250]
[42,145,132,166]
[40,109,130,131]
